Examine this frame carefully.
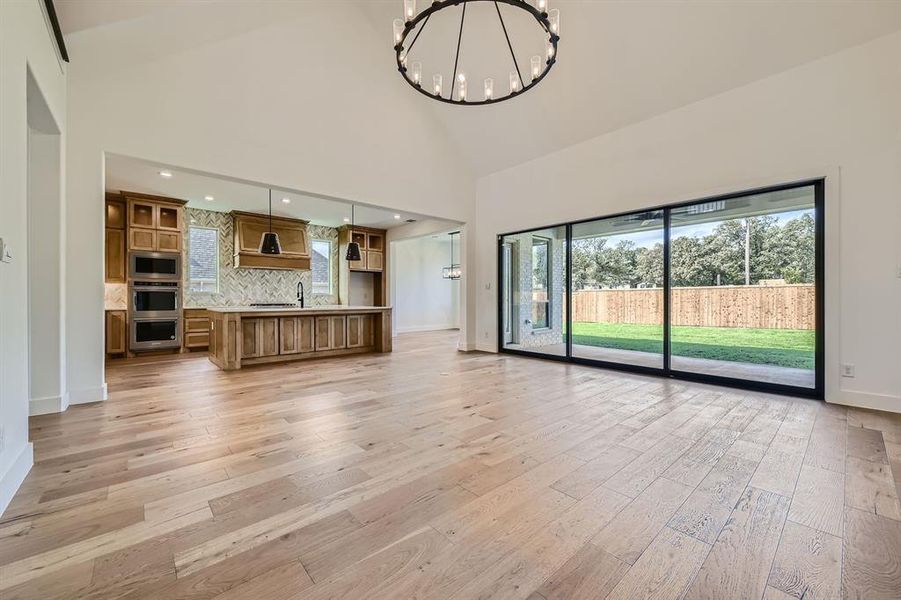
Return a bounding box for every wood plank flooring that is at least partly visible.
[2,330,900,599]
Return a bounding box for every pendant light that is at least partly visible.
[442,231,461,280]
[345,205,362,262]
[259,188,282,255]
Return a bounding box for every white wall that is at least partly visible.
[64,3,476,405]
[0,0,67,513]
[475,31,901,412]
[392,236,461,334]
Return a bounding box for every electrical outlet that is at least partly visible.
[841,364,855,378]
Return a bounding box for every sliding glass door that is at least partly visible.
[499,225,568,357]
[497,180,823,398]
[571,211,665,369]
[669,186,818,388]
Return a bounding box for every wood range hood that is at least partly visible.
[231,210,311,270]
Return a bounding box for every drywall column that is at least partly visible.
[28,128,67,415]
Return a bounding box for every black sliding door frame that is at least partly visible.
[497,178,825,400]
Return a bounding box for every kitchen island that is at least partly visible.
[207,305,392,370]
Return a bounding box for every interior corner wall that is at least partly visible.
[64,2,475,406]
[474,31,901,412]
[0,0,67,514]
[392,236,461,334]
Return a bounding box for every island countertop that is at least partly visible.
[205,305,391,314]
[207,305,392,370]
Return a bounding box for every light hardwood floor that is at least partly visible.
[2,330,900,599]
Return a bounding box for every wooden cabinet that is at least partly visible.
[129,228,156,252]
[107,198,126,229]
[279,316,315,355]
[315,316,347,351]
[157,230,181,252]
[344,229,384,273]
[105,197,127,283]
[232,211,310,270]
[105,228,126,282]
[346,314,374,348]
[241,317,280,359]
[184,309,209,350]
[105,310,127,356]
[126,196,185,252]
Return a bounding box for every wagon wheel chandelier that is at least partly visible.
[393,0,560,106]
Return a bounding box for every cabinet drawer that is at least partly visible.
[185,332,209,348]
[185,316,209,333]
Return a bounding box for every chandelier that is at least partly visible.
[442,231,461,279]
[393,1,560,106]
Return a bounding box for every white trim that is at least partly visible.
[29,392,69,415]
[69,383,107,405]
[830,390,901,414]
[395,325,459,334]
[0,443,34,517]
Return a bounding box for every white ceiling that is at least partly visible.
[61,1,901,178]
[105,154,438,229]
[361,0,901,175]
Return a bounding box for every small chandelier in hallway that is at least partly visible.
[393,0,560,106]
[442,231,461,280]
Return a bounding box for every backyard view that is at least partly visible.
[503,185,818,389]
[570,323,815,369]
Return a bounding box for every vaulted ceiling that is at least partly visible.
[58,1,901,177]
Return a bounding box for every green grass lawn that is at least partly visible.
[570,322,815,370]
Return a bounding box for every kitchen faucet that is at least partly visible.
[296,281,305,308]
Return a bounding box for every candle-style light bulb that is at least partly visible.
[484,78,494,101]
[399,50,407,68]
[548,8,560,34]
[433,74,443,96]
[510,71,520,93]
[412,61,422,85]
[546,43,555,61]
[531,55,542,80]
[458,77,467,101]
[403,0,416,22]
[538,0,548,13]
[393,19,404,46]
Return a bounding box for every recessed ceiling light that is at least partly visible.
[343,217,350,223]
[158,170,173,178]
[204,195,214,201]
[394,214,401,220]
[281,197,291,204]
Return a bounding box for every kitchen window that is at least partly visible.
[188,226,219,293]
[311,239,332,295]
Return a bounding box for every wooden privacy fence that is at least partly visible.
[571,285,815,330]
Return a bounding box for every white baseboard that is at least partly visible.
[475,343,497,353]
[829,389,901,414]
[68,383,107,406]
[395,325,459,334]
[0,442,33,517]
[29,392,69,416]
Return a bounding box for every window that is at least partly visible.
[188,226,219,293]
[531,236,551,329]
[311,239,332,295]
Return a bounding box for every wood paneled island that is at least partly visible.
[207,306,392,370]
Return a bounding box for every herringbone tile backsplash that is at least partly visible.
[183,208,339,308]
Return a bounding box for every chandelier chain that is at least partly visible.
[494,1,525,92]
[450,3,467,100]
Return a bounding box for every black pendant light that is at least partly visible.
[345,205,362,262]
[259,188,281,255]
